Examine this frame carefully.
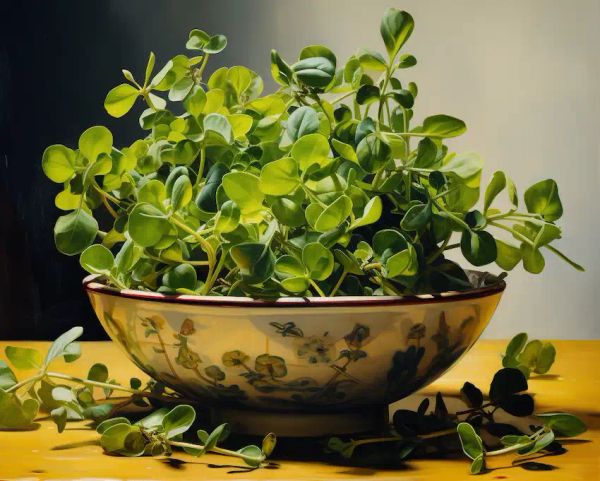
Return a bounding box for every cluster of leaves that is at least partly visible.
[42,9,582,298]
[502,332,556,378]
[0,327,275,468]
[327,336,587,475]
[97,406,275,467]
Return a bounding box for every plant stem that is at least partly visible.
[329,269,348,297]
[309,280,326,297]
[44,371,193,404]
[488,221,534,248]
[168,440,264,465]
[194,146,206,188]
[170,215,216,273]
[543,244,584,271]
[330,90,358,105]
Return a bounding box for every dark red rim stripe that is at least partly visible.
[83,274,506,308]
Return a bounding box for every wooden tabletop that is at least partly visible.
[1,339,598,480]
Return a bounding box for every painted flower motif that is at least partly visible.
[204,365,226,382]
[179,318,196,336]
[255,354,288,378]
[297,335,333,364]
[344,324,370,348]
[175,345,201,369]
[222,350,250,367]
[146,315,166,330]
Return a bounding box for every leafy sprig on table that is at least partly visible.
[42,8,582,299]
[0,327,274,468]
[327,333,587,474]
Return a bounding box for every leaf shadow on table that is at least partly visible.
[0,422,41,432]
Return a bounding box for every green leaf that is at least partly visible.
[0,361,17,390]
[270,50,294,86]
[44,326,84,366]
[104,84,139,118]
[230,243,275,284]
[534,343,556,374]
[440,152,483,180]
[331,139,358,164]
[51,406,68,433]
[204,113,233,145]
[42,145,76,183]
[460,230,497,266]
[484,171,517,213]
[171,175,193,211]
[272,198,305,227]
[456,422,484,460]
[356,85,380,106]
[163,264,197,291]
[204,34,227,54]
[315,195,352,232]
[287,106,320,141]
[537,413,587,437]
[521,244,545,274]
[162,405,196,439]
[302,242,334,281]
[0,390,40,429]
[524,179,563,221]
[292,57,335,89]
[275,256,307,287]
[88,363,109,383]
[489,368,528,403]
[386,245,417,277]
[215,200,240,233]
[80,244,115,276]
[196,163,227,213]
[504,333,528,362]
[259,157,300,196]
[168,76,194,101]
[397,54,417,68]
[186,29,210,50]
[470,454,486,474]
[128,203,170,247]
[413,138,437,169]
[222,172,264,216]
[400,202,431,231]
[350,196,382,229]
[138,179,167,208]
[414,114,466,138]
[183,86,207,117]
[495,239,521,271]
[237,445,264,467]
[100,423,133,453]
[357,49,387,71]
[54,209,99,256]
[291,133,331,171]
[79,126,113,162]
[357,133,392,173]
[261,433,277,457]
[4,346,42,370]
[380,9,414,59]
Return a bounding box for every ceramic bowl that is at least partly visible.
[84,272,505,436]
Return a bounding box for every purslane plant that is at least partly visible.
[327,333,587,475]
[1,330,585,474]
[41,9,582,297]
[0,327,275,468]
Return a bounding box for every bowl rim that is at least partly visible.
[83,271,505,308]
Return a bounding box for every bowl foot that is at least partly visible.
[210,405,389,437]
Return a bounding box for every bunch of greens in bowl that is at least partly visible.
[42,8,582,297]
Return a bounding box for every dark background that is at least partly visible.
[0,0,280,340]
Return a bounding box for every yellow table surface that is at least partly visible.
[0,339,598,480]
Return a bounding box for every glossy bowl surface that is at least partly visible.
[84,273,504,418]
